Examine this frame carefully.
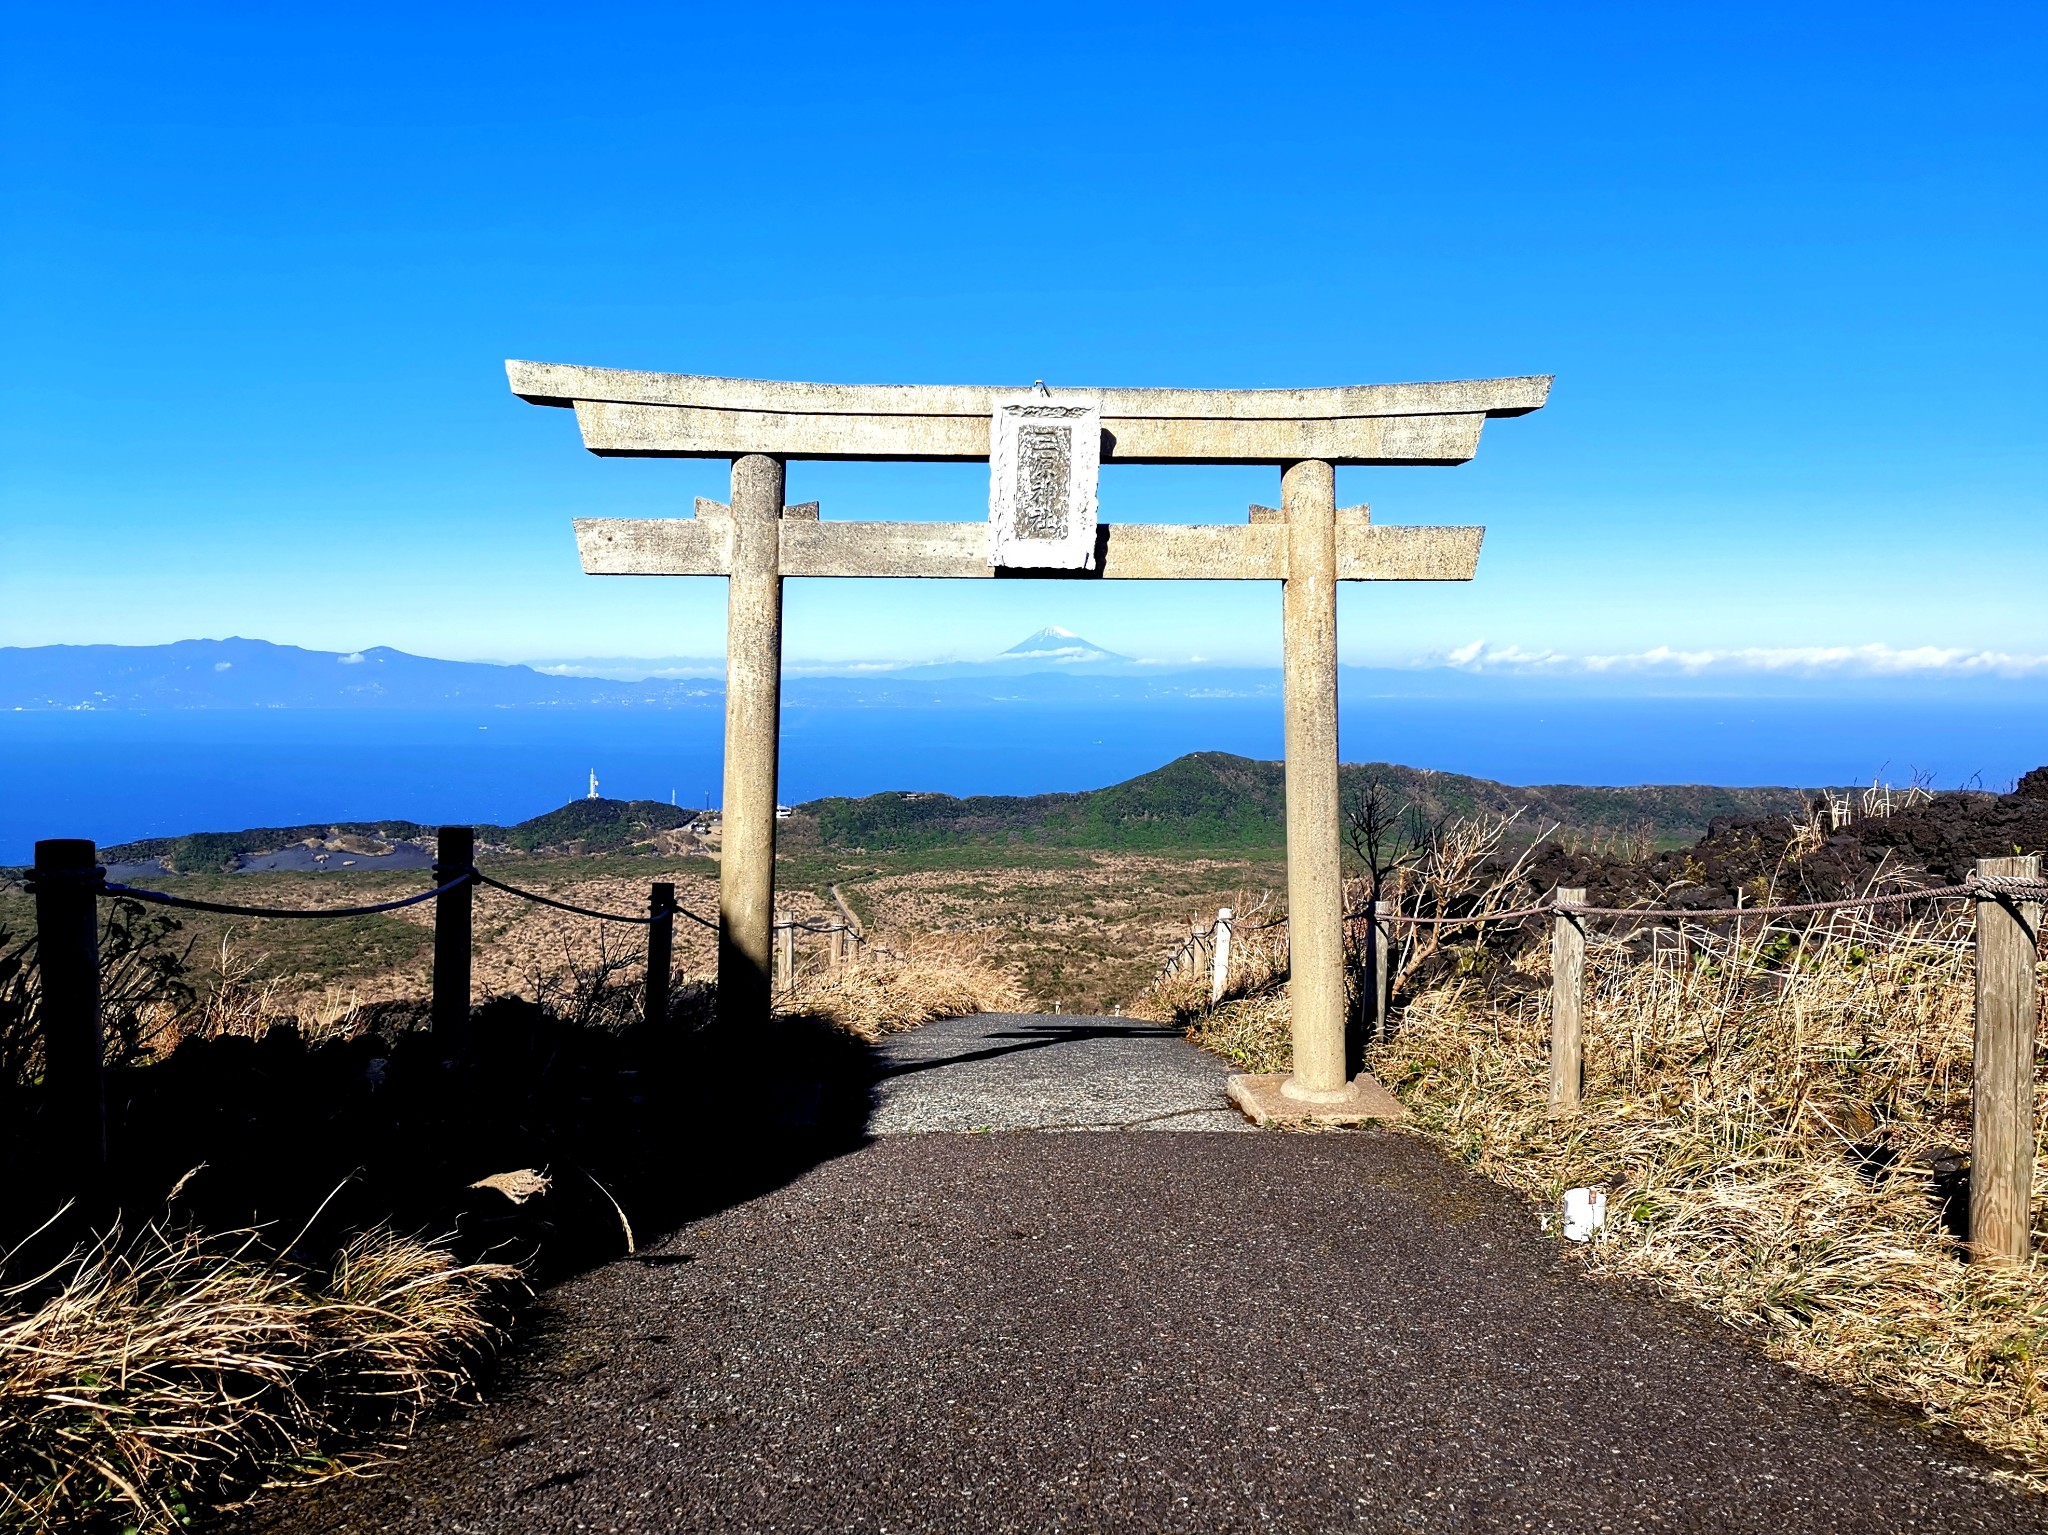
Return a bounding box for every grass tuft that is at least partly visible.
[0,1218,518,1532]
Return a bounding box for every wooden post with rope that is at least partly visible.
[646,881,674,1027]
[1210,907,1233,1006]
[431,826,474,1034]
[1549,888,1587,1114]
[775,922,795,995]
[830,886,865,963]
[32,838,105,1174]
[1971,855,2042,1265]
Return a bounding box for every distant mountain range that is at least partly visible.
[0,633,1156,711]
[12,635,2039,714]
[0,639,709,711]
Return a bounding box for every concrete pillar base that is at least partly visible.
[1279,1076,1358,1104]
[1228,1071,1409,1127]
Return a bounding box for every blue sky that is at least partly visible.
[2,1,2042,682]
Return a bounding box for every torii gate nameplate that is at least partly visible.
[510,361,1551,1110]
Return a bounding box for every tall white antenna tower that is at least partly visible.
[587,768,600,801]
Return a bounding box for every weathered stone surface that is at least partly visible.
[1252,502,1370,523]
[1226,1070,1409,1125]
[509,360,1554,419]
[569,398,1493,465]
[715,455,784,1028]
[1336,523,1481,580]
[988,396,1100,570]
[573,518,1482,581]
[1280,459,1347,1094]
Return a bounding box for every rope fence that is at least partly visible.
[19,824,913,1136]
[98,873,476,921]
[1151,857,2047,1266]
[20,826,747,1180]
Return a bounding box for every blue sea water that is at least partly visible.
[4,692,2045,863]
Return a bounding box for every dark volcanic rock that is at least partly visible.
[1522,776,2048,913]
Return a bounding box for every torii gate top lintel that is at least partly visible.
[510,357,1551,1114]
[505,360,1552,465]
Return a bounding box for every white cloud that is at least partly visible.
[213,661,232,671]
[338,652,365,665]
[1435,640,2048,677]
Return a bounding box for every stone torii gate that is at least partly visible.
[509,361,1550,1115]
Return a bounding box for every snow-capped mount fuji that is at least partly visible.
[997,627,1131,666]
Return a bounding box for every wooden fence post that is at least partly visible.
[646,881,674,1027]
[1971,855,2042,1266]
[432,826,474,1034]
[828,924,845,973]
[1549,888,1587,1114]
[33,838,104,1172]
[1211,907,1234,1005]
[830,885,865,962]
[775,922,794,994]
[1371,899,1392,1043]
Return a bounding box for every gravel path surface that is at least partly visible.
[867,1012,1249,1132]
[240,1131,2043,1533]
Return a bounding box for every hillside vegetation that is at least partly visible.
[101,800,701,873]
[78,754,1821,875]
[798,752,1811,853]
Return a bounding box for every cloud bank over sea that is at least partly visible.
[1433,641,2048,679]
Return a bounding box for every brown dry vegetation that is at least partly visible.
[1143,898,2048,1483]
[781,933,1031,1041]
[807,849,1283,1011]
[0,852,1041,1532]
[0,845,1248,1035]
[0,1221,515,1532]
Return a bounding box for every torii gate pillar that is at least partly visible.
[1279,458,1348,1099]
[508,361,1550,1119]
[718,453,787,1024]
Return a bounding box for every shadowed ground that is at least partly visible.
[234,1020,2046,1533]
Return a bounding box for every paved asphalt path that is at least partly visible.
[237,1018,2046,1534]
[867,1012,1250,1132]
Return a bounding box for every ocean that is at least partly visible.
[4,692,2044,862]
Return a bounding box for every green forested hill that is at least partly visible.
[798,752,1812,853]
[102,799,698,872]
[91,753,1814,872]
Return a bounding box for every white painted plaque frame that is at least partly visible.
[987,395,1101,570]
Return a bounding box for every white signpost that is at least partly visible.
[510,362,1550,1118]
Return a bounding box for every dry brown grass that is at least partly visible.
[1158,903,2048,1481]
[1374,908,2048,1480]
[1131,900,1294,1072]
[0,1216,517,1532]
[825,854,1280,1011]
[778,933,1033,1042]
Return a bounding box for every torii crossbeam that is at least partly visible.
[510,361,1550,1114]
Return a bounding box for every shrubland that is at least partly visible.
[1141,773,2048,1482]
